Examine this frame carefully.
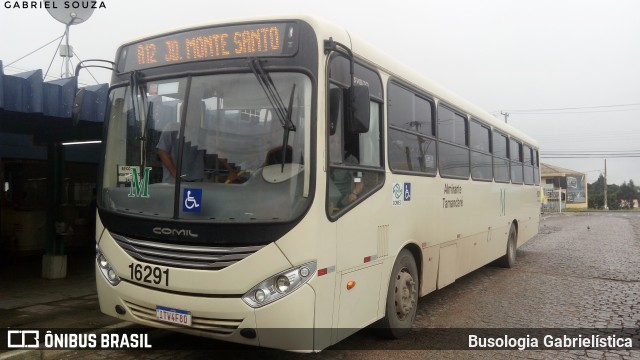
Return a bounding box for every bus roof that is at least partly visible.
[117,14,538,148]
[341,22,539,148]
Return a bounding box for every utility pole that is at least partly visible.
[604,159,608,210]
[500,111,509,124]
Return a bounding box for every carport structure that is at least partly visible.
[0,60,108,278]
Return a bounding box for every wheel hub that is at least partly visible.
[394,270,416,319]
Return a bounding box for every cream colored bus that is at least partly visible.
[93,14,540,351]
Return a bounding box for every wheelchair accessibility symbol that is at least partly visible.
[183,188,202,212]
[404,182,411,201]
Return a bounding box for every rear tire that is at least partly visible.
[497,223,517,268]
[377,249,419,339]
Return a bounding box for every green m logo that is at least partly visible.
[499,188,506,216]
[128,167,151,198]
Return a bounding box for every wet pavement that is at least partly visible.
[0,251,129,359]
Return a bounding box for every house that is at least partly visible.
[540,163,588,209]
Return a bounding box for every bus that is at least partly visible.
[91,14,540,351]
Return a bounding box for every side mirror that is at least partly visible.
[348,85,370,133]
[71,88,86,125]
[328,88,342,135]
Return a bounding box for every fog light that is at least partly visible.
[96,247,120,286]
[108,269,117,281]
[255,289,266,303]
[98,255,108,268]
[299,266,310,277]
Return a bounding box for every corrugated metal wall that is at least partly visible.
[0,59,108,123]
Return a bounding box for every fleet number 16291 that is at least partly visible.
[128,263,169,286]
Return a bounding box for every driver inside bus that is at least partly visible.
[156,122,245,184]
[156,121,205,183]
[328,131,364,209]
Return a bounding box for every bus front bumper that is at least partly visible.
[96,265,316,351]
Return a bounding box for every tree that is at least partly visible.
[588,174,606,197]
[618,180,638,209]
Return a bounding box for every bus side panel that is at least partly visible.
[457,232,489,277]
[255,284,315,352]
[335,264,383,342]
[440,179,492,279]
[437,243,457,288]
[335,193,388,271]
[387,175,443,297]
[333,193,387,333]
[311,217,338,350]
[420,245,440,296]
[517,186,541,246]
[489,221,511,262]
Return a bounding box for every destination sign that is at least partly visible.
[118,22,299,72]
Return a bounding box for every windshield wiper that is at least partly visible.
[249,58,296,172]
[130,70,153,169]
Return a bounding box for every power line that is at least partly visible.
[509,108,640,115]
[543,150,640,153]
[540,154,640,159]
[500,102,640,113]
[541,149,640,158]
[542,154,640,158]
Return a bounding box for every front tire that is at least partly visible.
[377,249,419,338]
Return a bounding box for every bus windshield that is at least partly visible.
[101,72,312,223]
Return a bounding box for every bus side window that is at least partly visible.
[326,56,384,219]
[437,104,470,179]
[510,139,524,184]
[327,85,360,212]
[387,81,437,175]
[326,91,383,217]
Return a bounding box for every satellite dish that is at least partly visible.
[47,0,94,25]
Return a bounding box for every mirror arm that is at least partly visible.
[324,38,357,129]
[74,59,115,78]
[323,38,355,87]
[71,59,115,125]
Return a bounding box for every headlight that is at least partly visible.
[242,262,316,308]
[275,275,291,293]
[96,246,120,286]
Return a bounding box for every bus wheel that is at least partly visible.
[498,223,517,268]
[378,249,419,339]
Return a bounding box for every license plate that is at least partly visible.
[156,306,192,326]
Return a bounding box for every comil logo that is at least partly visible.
[152,227,199,238]
[7,330,40,348]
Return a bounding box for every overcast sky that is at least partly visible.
[2,0,639,185]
